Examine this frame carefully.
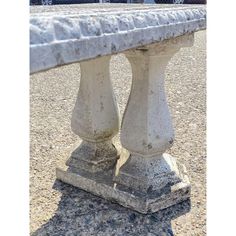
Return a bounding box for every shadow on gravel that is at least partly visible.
[32,180,191,236]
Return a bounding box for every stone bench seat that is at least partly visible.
[30,4,205,73]
[30,4,206,214]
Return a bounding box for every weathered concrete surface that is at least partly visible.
[30,4,206,73]
[56,153,190,214]
[56,34,193,214]
[30,30,206,235]
[114,34,194,203]
[68,55,120,174]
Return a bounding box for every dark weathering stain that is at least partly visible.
[111,43,117,52]
[75,47,80,55]
[100,102,104,111]
[169,138,174,145]
[55,52,64,65]
[147,185,153,194]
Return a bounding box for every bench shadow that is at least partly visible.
[32,180,191,236]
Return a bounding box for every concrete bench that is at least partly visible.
[30,4,206,214]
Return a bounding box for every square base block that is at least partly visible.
[56,160,190,214]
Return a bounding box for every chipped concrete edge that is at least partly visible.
[30,6,206,74]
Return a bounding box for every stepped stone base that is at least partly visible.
[56,159,190,214]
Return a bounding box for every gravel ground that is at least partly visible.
[30,30,206,236]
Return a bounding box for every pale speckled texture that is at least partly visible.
[30,4,206,73]
[30,30,206,235]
